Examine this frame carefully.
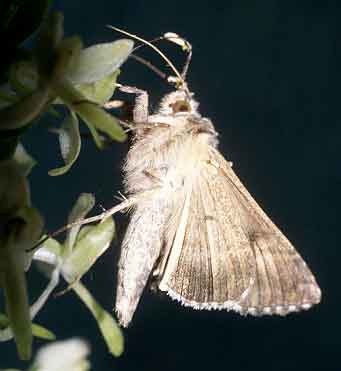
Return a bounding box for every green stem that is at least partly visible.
[2,239,32,360]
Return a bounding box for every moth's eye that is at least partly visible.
[170,100,191,113]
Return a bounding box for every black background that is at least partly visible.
[1,1,340,370]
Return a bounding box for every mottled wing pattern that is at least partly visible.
[158,148,321,315]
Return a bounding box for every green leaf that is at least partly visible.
[0,84,50,131]
[0,129,21,161]
[0,313,10,328]
[77,100,126,144]
[9,60,39,95]
[48,112,81,176]
[14,207,45,270]
[64,193,95,253]
[35,12,64,77]
[36,236,61,257]
[62,217,115,282]
[53,79,126,145]
[76,69,120,105]
[67,40,134,84]
[72,282,124,357]
[67,193,95,225]
[32,323,56,340]
[57,36,83,77]
[1,310,57,341]
[13,143,36,176]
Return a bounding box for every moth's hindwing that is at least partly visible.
[157,148,321,315]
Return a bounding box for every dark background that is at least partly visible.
[2,1,340,370]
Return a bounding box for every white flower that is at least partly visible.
[32,338,90,371]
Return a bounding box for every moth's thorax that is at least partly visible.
[123,90,218,195]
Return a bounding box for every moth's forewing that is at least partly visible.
[213,148,321,313]
[156,147,321,315]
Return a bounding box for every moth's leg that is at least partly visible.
[117,85,149,124]
[103,99,127,109]
[106,85,171,134]
[134,122,170,130]
[121,122,170,137]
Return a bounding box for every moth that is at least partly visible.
[110,28,321,327]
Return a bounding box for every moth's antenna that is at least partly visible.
[108,26,189,94]
[163,32,192,80]
[132,36,165,53]
[129,54,167,80]
[182,47,192,81]
[132,32,193,81]
[130,32,192,81]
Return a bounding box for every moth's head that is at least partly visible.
[157,88,199,116]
